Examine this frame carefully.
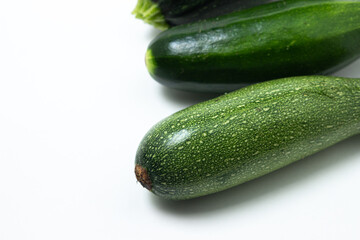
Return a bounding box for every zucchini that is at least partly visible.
[133,0,276,29]
[135,76,360,200]
[146,0,360,93]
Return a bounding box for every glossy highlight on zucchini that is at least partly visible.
[133,0,277,29]
[135,76,360,200]
[146,0,360,92]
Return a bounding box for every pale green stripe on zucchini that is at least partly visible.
[145,49,156,76]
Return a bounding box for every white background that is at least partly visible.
[1,1,360,239]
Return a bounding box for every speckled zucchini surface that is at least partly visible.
[135,76,360,200]
[146,0,360,92]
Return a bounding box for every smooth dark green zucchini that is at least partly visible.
[135,76,360,200]
[133,0,276,29]
[146,0,360,93]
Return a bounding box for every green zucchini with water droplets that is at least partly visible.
[135,76,360,200]
[146,0,360,92]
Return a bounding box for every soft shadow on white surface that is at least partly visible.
[332,58,360,78]
[150,134,360,215]
[145,27,162,42]
[160,86,221,107]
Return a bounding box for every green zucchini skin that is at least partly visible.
[135,76,360,200]
[146,0,360,93]
[152,0,277,27]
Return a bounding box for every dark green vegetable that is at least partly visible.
[135,76,360,200]
[133,0,276,29]
[146,0,360,93]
